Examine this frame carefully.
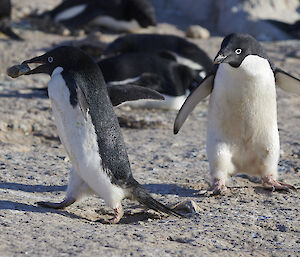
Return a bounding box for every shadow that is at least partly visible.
[253,186,276,195]
[0,182,67,192]
[95,206,178,224]
[0,91,48,99]
[252,186,298,195]
[0,200,89,221]
[236,174,261,184]
[143,183,198,197]
[119,212,163,224]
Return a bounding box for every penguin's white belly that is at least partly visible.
[207,56,280,175]
[54,4,86,22]
[118,92,189,110]
[47,68,125,207]
[91,16,140,32]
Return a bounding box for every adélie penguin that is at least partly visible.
[40,0,156,32]
[174,33,300,194]
[98,52,199,110]
[104,34,213,79]
[9,46,182,223]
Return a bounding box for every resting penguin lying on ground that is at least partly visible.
[174,33,300,194]
[104,33,213,79]
[98,52,200,110]
[264,19,300,39]
[0,0,22,40]
[39,0,156,32]
[7,46,182,223]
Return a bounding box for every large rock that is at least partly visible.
[149,0,300,40]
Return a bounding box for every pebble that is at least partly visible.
[186,25,210,39]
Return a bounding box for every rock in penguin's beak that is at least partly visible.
[22,54,51,75]
[213,53,228,64]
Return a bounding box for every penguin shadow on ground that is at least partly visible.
[96,206,164,224]
[0,89,48,99]
[0,200,91,221]
[144,183,198,197]
[0,181,66,192]
[228,175,298,195]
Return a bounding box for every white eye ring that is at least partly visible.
[235,48,242,55]
[48,56,54,63]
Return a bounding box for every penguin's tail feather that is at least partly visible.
[130,182,184,218]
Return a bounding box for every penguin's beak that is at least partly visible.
[213,53,228,64]
[22,55,51,75]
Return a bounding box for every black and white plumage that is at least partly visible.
[98,52,199,110]
[174,33,300,194]
[104,34,213,78]
[14,46,181,223]
[0,0,22,40]
[40,0,156,32]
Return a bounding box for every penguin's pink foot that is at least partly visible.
[211,179,228,195]
[102,205,124,224]
[262,176,296,192]
[199,179,227,196]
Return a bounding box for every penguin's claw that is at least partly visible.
[198,181,227,196]
[101,205,124,224]
[262,176,296,192]
[211,184,228,195]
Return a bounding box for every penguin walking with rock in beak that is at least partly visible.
[8,46,182,223]
[174,33,300,194]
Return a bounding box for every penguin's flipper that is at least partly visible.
[275,68,300,95]
[107,83,164,107]
[173,75,214,134]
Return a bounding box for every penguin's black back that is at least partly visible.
[0,0,11,19]
[98,52,196,96]
[60,47,134,186]
[105,34,213,72]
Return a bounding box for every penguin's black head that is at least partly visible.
[23,46,96,75]
[214,33,269,68]
[124,0,156,27]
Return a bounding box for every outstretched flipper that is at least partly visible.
[107,83,164,107]
[173,75,214,134]
[275,68,300,95]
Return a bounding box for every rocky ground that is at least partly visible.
[0,1,300,256]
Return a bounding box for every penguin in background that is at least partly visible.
[174,33,300,194]
[8,46,182,223]
[39,0,156,32]
[264,19,300,39]
[98,52,199,110]
[104,34,213,79]
[0,0,22,41]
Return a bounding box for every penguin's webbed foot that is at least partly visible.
[262,176,297,192]
[101,204,124,224]
[36,197,76,209]
[199,179,227,196]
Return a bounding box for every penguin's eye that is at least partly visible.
[235,48,242,55]
[48,57,54,63]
